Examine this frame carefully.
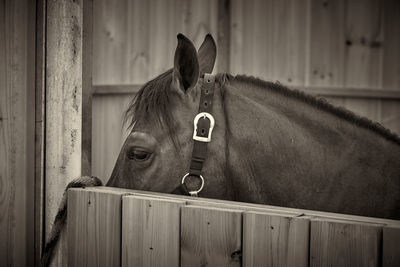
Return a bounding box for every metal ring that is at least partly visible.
[181,173,204,196]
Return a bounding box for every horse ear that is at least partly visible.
[173,33,199,92]
[198,34,217,75]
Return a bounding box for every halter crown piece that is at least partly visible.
[172,73,216,197]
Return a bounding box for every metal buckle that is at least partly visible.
[193,112,215,142]
[181,173,205,196]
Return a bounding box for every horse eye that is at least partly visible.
[127,148,151,162]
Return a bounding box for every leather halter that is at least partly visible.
[172,73,216,196]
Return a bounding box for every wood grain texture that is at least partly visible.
[0,0,35,266]
[181,206,242,267]
[310,219,382,267]
[121,196,186,267]
[81,0,93,176]
[230,0,308,86]
[91,95,131,183]
[35,0,46,265]
[126,188,400,227]
[344,0,383,88]
[45,0,84,266]
[382,0,400,90]
[242,212,310,267]
[309,0,346,87]
[93,0,220,85]
[382,226,400,267]
[67,188,124,267]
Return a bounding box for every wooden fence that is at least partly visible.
[68,187,400,267]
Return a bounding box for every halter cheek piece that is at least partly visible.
[172,73,216,197]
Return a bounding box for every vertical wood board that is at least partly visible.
[382,226,400,267]
[35,0,46,265]
[344,0,383,88]
[81,0,93,176]
[230,0,308,86]
[0,0,35,266]
[242,212,310,267]
[382,0,400,90]
[91,95,131,182]
[121,196,186,267]
[181,206,242,267]
[309,0,346,87]
[45,0,88,266]
[67,188,123,267]
[310,219,382,267]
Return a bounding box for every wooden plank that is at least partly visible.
[382,226,400,267]
[217,0,230,73]
[230,0,308,86]
[229,0,244,74]
[81,0,93,176]
[309,218,382,267]
[91,95,131,183]
[383,0,400,90]
[35,0,46,265]
[0,0,35,266]
[121,196,185,267]
[181,206,242,267]
[92,0,127,84]
[45,1,85,266]
[309,0,346,87]
[344,0,383,88]
[67,188,124,267]
[242,212,310,267]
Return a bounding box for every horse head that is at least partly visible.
[107,34,233,199]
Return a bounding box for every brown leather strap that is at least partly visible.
[189,74,215,176]
[171,74,216,196]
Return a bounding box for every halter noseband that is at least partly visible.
[172,73,216,196]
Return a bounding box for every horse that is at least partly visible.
[107,33,400,220]
[42,33,400,266]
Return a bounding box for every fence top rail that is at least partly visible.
[69,186,400,227]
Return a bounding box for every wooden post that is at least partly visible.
[45,0,92,266]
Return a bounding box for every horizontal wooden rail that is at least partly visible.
[67,187,400,267]
[93,84,400,100]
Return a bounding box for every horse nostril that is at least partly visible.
[204,101,208,107]
[201,129,205,135]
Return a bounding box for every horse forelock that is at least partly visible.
[124,69,174,131]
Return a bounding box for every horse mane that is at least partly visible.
[125,70,400,145]
[228,74,400,145]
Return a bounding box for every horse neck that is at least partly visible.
[221,78,400,207]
